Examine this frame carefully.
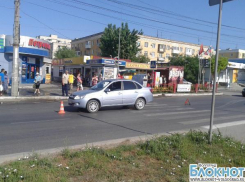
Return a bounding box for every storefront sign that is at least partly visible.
[27,57,36,64]
[28,39,50,50]
[59,66,63,72]
[87,59,126,66]
[150,61,157,69]
[177,84,191,92]
[228,62,245,69]
[52,59,64,65]
[126,62,150,69]
[64,60,73,64]
[45,74,51,83]
[0,38,4,50]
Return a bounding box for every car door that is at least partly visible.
[102,81,123,106]
[122,81,139,105]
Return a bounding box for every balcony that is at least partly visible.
[158,57,165,61]
[158,44,166,53]
[85,44,91,49]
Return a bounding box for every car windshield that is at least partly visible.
[90,81,111,90]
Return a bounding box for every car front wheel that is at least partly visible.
[134,98,145,110]
[87,100,100,113]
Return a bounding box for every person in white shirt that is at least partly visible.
[62,70,69,96]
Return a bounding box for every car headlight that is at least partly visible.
[74,95,84,100]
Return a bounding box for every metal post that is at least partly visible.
[11,0,20,97]
[117,27,121,76]
[209,0,223,144]
[209,59,211,90]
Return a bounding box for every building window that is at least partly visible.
[92,50,94,55]
[180,47,183,52]
[144,42,148,47]
[92,41,94,46]
[144,51,148,56]
[151,52,155,58]
[192,49,195,55]
[243,53,245,58]
[151,43,156,48]
[159,53,163,58]
[167,45,170,50]
[166,53,170,59]
[136,41,141,47]
[76,51,81,56]
[231,53,233,57]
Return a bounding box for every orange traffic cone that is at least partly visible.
[58,101,65,114]
[184,99,191,105]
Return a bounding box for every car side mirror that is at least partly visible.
[105,88,111,92]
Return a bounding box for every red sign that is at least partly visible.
[28,39,50,50]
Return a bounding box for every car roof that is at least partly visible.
[103,79,134,82]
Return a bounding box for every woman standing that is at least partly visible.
[92,74,98,86]
[34,72,42,95]
[3,71,9,94]
[76,73,83,91]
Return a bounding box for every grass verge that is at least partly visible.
[0,130,245,182]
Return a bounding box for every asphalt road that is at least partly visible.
[0,93,244,156]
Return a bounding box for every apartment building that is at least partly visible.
[37,34,72,59]
[71,33,211,62]
[71,32,103,57]
[219,49,245,59]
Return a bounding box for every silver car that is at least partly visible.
[68,79,153,113]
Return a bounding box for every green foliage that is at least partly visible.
[54,47,77,59]
[210,56,228,76]
[169,55,199,84]
[131,55,150,63]
[100,23,142,59]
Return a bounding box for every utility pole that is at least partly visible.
[117,27,121,76]
[11,0,20,97]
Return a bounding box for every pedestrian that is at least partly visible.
[92,74,98,86]
[0,81,3,96]
[163,77,167,87]
[76,73,83,91]
[3,71,9,94]
[69,71,75,92]
[0,69,4,84]
[159,75,163,87]
[62,70,69,96]
[34,72,42,95]
[147,73,152,87]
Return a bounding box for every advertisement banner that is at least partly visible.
[155,72,160,87]
[177,84,191,92]
[104,67,114,80]
[169,66,184,84]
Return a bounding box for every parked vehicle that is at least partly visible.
[183,79,192,85]
[242,88,245,97]
[68,79,153,113]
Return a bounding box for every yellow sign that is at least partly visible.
[64,57,84,65]
[45,74,51,83]
[126,62,151,69]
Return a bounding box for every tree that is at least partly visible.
[210,56,228,76]
[131,55,150,63]
[169,55,199,84]
[54,47,77,59]
[100,23,142,59]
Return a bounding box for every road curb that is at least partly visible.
[163,92,223,97]
[0,96,68,101]
[0,130,191,165]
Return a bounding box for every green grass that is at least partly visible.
[0,130,244,182]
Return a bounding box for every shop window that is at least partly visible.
[123,81,137,90]
[107,81,122,91]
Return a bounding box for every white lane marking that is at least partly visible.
[216,100,244,109]
[179,115,245,125]
[145,110,210,117]
[130,107,193,113]
[202,120,245,129]
[10,118,69,125]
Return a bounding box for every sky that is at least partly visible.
[0,0,245,50]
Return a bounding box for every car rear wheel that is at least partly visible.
[87,100,100,113]
[134,98,145,110]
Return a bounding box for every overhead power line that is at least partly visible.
[22,0,245,47]
[38,0,245,40]
[108,0,245,32]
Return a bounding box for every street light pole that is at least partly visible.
[209,0,223,143]
[117,27,121,76]
[11,0,20,97]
